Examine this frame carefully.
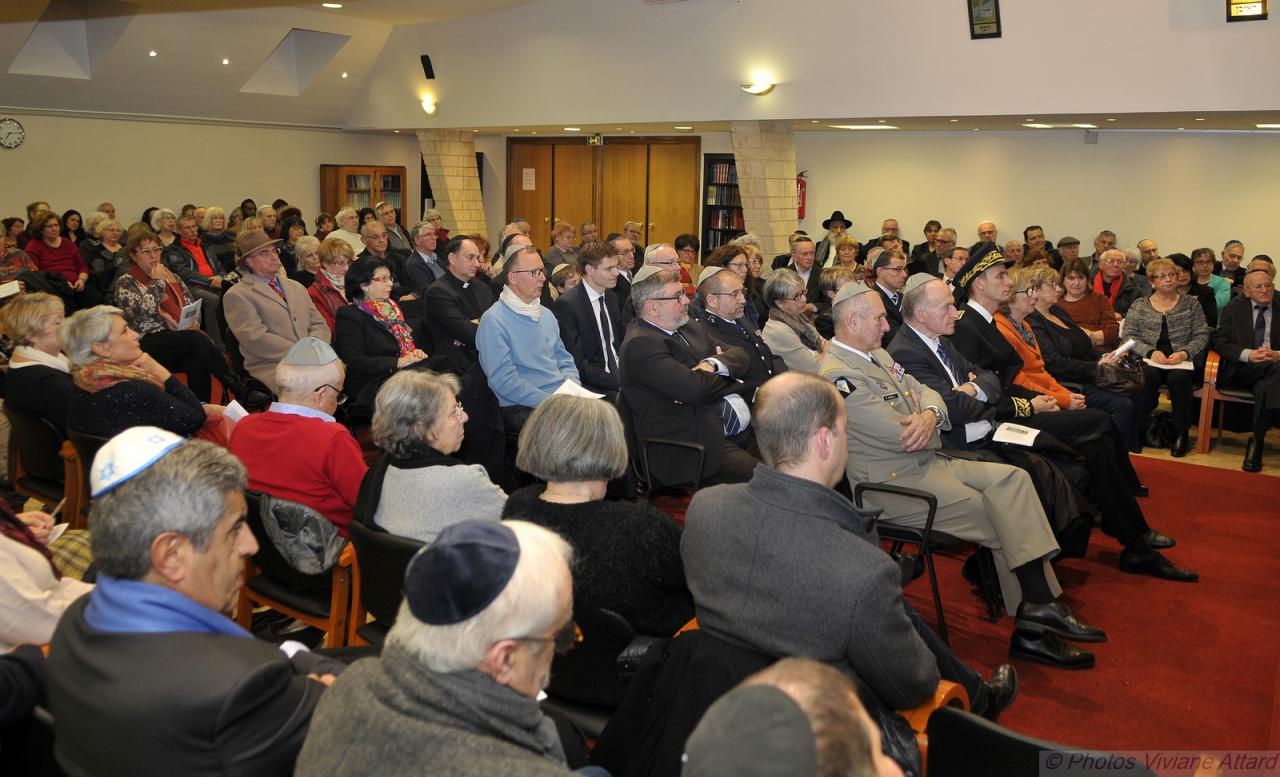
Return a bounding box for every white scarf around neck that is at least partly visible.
[321,268,346,291]
[500,286,542,321]
[10,345,70,373]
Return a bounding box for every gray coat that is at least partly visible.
[681,465,939,709]
[1124,293,1210,362]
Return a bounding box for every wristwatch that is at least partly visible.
[924,405,943,427]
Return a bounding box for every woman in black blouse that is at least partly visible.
[0,292,75,432]
[502,395,693,637]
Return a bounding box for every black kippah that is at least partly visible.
[404,521,521,625]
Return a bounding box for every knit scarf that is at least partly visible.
[769,306,823,352]
[322,268,346,292]
[72,359,165,394]
[127,262,184,324]
[500,286,542,321]
[10,345,69,373]
[1093,272,1123,305]
[356,298,417,356]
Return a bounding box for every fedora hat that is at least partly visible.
[235,227,282,259]
[821,210,853,230]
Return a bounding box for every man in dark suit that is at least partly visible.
[554,240,624,400]
[48,429,344,777]
[860,218,911,263]
[868,251,908,344]
[403,219,447,297]
[781,236,822,304]
[891,274,1197,582]
[610,234,635,304]
[425,236,495,372]
[1212,268,1280,472]
[694,266,787,393]
[682,371,1016,719]
[620,266,759,487]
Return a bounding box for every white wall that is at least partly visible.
[795,130,1280,258]
[351,0,1280,130]
[0,112,422,228]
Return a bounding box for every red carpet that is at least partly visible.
[900,457,1280,751]
[654,458,1280,750]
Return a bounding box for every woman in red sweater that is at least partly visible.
[24,211,100,308]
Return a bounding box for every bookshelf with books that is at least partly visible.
[701,153,745,255]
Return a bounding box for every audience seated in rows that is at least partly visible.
[693,265,787,389]
[228,338,366,536]
[295,520,579,777]
[0,291,74,432]
[505,394,694,637]
[24,209,101,309]
[553,240,624,400]
[1213,269,1279,472]
[358,369,505,542]
[1056,258,1121,350]
[162,214,227,349]
[47,429,344,777]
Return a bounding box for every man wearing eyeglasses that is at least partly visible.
[695,266,787,392]
[223,228,331,393]
[477,246,581,432]
[1087,248,1143,316]
[229,337,367,536]
[296,520,584,777]
[870,252,910,343]
[620,267,760,487]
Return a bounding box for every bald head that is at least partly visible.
[754,372,846,483]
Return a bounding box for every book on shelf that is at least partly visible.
[708,161,738,185]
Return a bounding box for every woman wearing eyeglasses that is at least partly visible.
[502,395,694,637]
[357,370,505,543]
[1123,258,1210,457]
[761,269,826,373]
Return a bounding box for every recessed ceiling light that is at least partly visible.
[322,2,343,7]
[828,124,897,130]
[1023,123,1053,129]
[1195,117,1205,121]
[615,127,622,131]
[472,129,478,133]
[1022,122,1097,129]
[877,119,886,123]
[148,50,157,57]
[1026,118,1035,122]
[629,130,635,134]
[949,119,959,123]
[563,127,581,131]
[531,131,537,135]
[513,129,520,132]
[393,130,400,133]
[972,128,980,131]
[674,126,693,130]
[1177,127,1186,131]
[341,72,348,78]
[221,58,230,65]
[811,120,819,123]
[1256,124,1280,129]
[1106,118,1117,122]
[1071,123,1096,129]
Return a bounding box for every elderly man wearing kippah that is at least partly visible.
[296,520,590,777]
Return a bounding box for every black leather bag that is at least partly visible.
[1143,411,1176,449]
[1096,352,1145,395]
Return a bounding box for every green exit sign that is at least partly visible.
[1228,0,1267,21]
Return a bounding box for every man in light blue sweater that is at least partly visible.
[478,245,581,430]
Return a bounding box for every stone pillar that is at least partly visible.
[417,129,488,238]
[729,120,797,260]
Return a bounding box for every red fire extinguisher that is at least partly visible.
[796,171,808,220]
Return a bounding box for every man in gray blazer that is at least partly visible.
[818,281,1104,670]
[683,372,1017,719]
[223,229,331,393]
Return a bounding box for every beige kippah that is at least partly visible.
[698,265,731,286]
[832,281,874,306]
[632,264,668,285]
[902,272,938,296]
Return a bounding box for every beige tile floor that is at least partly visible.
[1136,426,1280,477]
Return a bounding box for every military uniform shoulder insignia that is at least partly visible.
[835,378,855,397]
[955,309,966,320]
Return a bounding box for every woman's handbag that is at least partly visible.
[1095,352,1145,395]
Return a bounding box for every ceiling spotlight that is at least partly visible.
[341,72,348,79]
[1256,124,1280,129]
[1023,123,1053,129]
[740,82,775,95]
[421,97,437,115]
[828,124,898,130]
[563,127,581,131]
[393,130,400,133]
[1177,127,1186,131]
[674,126,693,130]
[949,119,959,123]
[322,2,343,7]
[1195,117,1206,121]
[148,50,157,57]
[810,120,819,124]
[1106,118,1117,122]
[221,58,230,65]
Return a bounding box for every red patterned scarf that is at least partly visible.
[356,298,417,356]
[73,360,165,393]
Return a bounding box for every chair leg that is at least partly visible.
[1195,391,1215,454]
[923,550,948,645]
[326,563,352,648]
[976,549,1004,622]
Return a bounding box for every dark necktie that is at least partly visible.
[268,276,285,300]
[935,342,954,376]
[1255,305,1268,348]
[890,292,901,308]
[598,296,618,374]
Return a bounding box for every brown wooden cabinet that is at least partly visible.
[506,137,700,249]
[320,165,407,226]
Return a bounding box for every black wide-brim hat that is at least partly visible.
[821,210,852,230]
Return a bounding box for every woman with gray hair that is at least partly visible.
[201,206,236,272]
[149,208,178,249]
[82,217,127,291]
[357,370,506,543]
[502,395,693,636]
[61,305,229,442]
[761,269,826,373]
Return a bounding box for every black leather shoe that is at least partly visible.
[1009,630,1096,670]
[1119,549,1199,582]
[1014,601,1107,643]
[1132,484,1150,498]
[891,552,923,585]
[1170,431,1190,458]
[1243,437,1264,473]
[979,664,1018,722]
[961,552,980,587]
[1143,530,1175,549]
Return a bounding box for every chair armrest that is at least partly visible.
[899,679,970,765]
[853,482,940,552]
[616,635,661,683]
[337,542,356,568]
[1203,350,1222,386]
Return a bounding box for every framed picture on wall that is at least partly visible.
[968,0,1002,39]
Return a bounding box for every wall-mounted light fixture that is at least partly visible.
[421,97,437,115]
[740,82,774,95]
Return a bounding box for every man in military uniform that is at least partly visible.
[818,281,1103,669]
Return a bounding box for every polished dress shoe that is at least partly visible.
[1243,437,1264,473]
[1119,549,1200,582]
[1143,530,1175,549]
[1132,484,1150,498]
[978,664,1018,722]
[1009,630,1095,670]
[1014,601,1107,643]
[1170,431,1190,458]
